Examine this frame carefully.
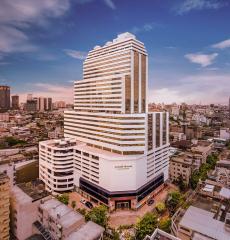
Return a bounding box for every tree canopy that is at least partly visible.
[135,212,158,240]
[85,205,108,228]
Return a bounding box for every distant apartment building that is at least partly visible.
[54,101,66,109]
[25,99,37,111]
[170,132,186,143]
[220,128,230,141]
[40,32,170,210]
[0,172,10,240]
[25,97,52,112]
[11,95,19,110]
[171,105,180,116]
[38,97,52,111]
[0,86,10,111]
[190,140,213,164]
[0,112,10,122]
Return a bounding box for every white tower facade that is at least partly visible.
[39,33,169,210]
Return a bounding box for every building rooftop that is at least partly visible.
[17,180,49,202]
[66,221,104,240]
[144,228,180,240]
[40,138,77,148]
[179,206,230,240]
[40,198,84,228]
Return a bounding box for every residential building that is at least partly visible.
[0,85,10,111]
[0,112,10,121]
[25,99,37,112]
[54,101,66,109]
[11,95,19,110]
[190,140,213,164]
[10,183,50,240]
[170,132,186,143]
[169,153,194,185]
[37,198,104,240]
[171,187,230,240]
[40,32,170,210]
[37,97,52,111]
[177,206,230,240]
[0,172,10,240]
[10,183,104,240]
[220,128,230,140]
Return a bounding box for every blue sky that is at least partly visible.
[0,0,229,104]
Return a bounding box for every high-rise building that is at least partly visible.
[27,94,33,101]
[37,97,52,111]
[229,96,230,119]
[11,95,19,110]
[0,172,10,240]
[0,86,10,111]
[39,33,169,210]
[25,99,37,112]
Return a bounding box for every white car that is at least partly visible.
[80,199,86,204]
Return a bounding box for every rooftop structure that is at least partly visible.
[37,198,104,240]
[144,228,181,240]
[178,206,230,240]
[66,221,104,240]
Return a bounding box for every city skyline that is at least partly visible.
[0,0,230,104]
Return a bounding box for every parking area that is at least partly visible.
[68,191,95,210]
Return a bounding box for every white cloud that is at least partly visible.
[103,0,116,10]
[212,39,230,49]
[175,0,226,15]
[0,0,72,59]
[185,52,218,67]
[131,23,160,34]
[0,25,37,54]
[149,73,230,104]
[64,49,87,60]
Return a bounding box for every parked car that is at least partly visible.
[85,201,93,209]
[147,199,154,206]
[80,199,86,204]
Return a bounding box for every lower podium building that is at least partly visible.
[39,32,169,210]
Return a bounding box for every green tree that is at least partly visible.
[77,208,86,216]
[135,212,158,240]
[166,191,182,215]
[57,194,69,205]
[177,175,186,191]
[159,217,171,233]
[155,202,166,214]
[85,205,108,228]
[71,200,76,209]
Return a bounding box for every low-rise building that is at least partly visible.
[0,172,10,240]
[191,140,213,164]
[10,182,50,240]
[177,206,230,240]
[220,128,230,140]
[169,153,194,185]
